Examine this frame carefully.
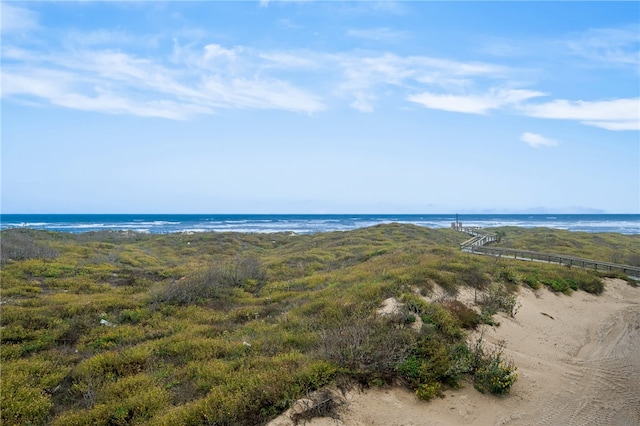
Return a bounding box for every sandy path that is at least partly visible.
[269,278,640,426]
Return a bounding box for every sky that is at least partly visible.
[1,1,639,214]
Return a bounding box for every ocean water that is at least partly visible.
[1,214,638,235]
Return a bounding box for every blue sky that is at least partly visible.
[2,1,639,214]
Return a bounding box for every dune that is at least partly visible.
[269,278,640,426]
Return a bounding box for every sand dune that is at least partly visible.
[269,278,640,426]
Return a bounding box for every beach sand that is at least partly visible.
[269,278,640,426]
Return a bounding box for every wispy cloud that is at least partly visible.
[370,1,407,16]
[521,132,558,148]
[522,98,640,131]
[259,52,320,69]
[64,29,160,49]
[2,41,326,118]
[4,21,514,118]
[259,0,315,7]
[1,70,200,119]
[0,1,519,120]
[2,10,637,132]
[1,3,38,34]
[349,91,376,113]
[567,26,640,67]
[332,53,510,112]
[408,88,544,114]
[347,27,408,42]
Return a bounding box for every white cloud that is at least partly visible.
[408,93,496,114]
[65,29,135,47]
[521,132,558,148]
[1,46,35,61]
[2,42,325,118]
[580,120,639,132]
[332,53,511,111]
[1,71,202,119]
[203,44,238,60]
[349,92,376,112]
[2,7,520,119]
[522,98,640,131]
[408,88,544,114]
[259,52,319,69]
[370,1,407,15]
[1,4,38,34]
[201,76,325,113]
[347,28,408,42]
[567,26,640,67]
[4,16,635,129]
[415,57,507,77]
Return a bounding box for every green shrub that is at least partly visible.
[481,283,520,318]
[318,312,414,384]
[0,229,60,264]
[72,346,154,401]
[421,303,463,339]
[0,382,52,426]
[442,300,482,329]
[541,277,575,294]
[458,266,490,292]
[6,225,629,424]
[153,255,265,305]
[415,381,442,400]
[522,274,541,289]
[576,273,605,294]
[53,385,170,426]
[497,267,518,284]
[401,293,431,315]
[397,335,471,398]
[469,336,517,395]
[1,356,70,425]
[537,268,603,295]
[474,357,518,395]
[433,272,459,298]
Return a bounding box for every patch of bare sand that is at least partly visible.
[269,279,640,426]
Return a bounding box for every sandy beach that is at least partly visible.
[270,278,640,426]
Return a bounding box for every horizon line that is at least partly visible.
[2,212,638,216]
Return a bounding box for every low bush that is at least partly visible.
[497,267,519,284]
[481,283,520,318]
[0,229,60,264]
[469,335,518,395]
[442,300,482,329]
[1,356,70,425]
[0,381,52,426]
[397,337,471,399]
[318,312,415,385]
[575,272,605,294]
[539,269,604,295]
[153,255,265,305]
[53,384,170,426]
[421,304,463,339]
[3,225,625,424]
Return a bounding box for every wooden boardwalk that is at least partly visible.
[455,225,499,249]
[455,225,640,279]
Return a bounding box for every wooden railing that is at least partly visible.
[468,245,640,278]
[457,226,498,249]
[455,226,640,279]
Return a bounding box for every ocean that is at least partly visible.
[0,214,638,235]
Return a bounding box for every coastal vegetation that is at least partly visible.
[491,226,640,267]
[1,224,637,425]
